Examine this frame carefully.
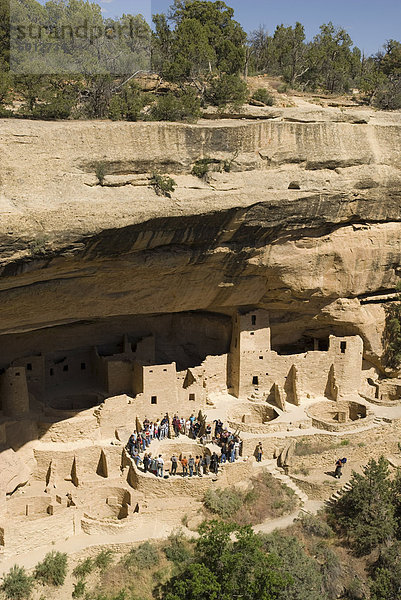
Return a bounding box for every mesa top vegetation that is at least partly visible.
[0,0,401,121]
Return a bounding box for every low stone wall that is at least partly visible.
[3,508,82,558]
[228,418,311,434]
[33,443,124,483]
[127,463,214,499]
[310,415,374,432]
[307,400,374,432]
[37,414,100,443]
[81,515,134,536]
[126,454,255,498]
[6,495,51,518]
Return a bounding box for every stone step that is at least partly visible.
[262,464,308,504]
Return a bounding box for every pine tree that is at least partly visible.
[329,456,396,556]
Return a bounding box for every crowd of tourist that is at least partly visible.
[126,414,243,478]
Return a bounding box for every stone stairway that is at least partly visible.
[247,389,266,402]
[259,460,309,505]
[325,480,353,506]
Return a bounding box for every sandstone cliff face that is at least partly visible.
[0,106,400,368]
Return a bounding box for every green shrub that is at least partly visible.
[369,541,401,600]
[208,74,248,107]
[313,541,342,599]
[223,159,233,172]
[122,541,160,572]
[295,439,333,456]
[346,577,366,599]
[34,551,68,587]
[72,580,86,598]
[31,97,74,120]
[294,465,310,476]
[191,157,221,179]
[1,565,33,600]
[0,71,12,106]
[298,513,334,538]
[95,161,107,186]
[203,488,243,519]
[150,173,176,197]
[373,78,401,110]
[149,90,201,122]
[259,532,325,600]
[277,83,289,93]
[252,88,274,105]
[72,558,94,580]
[108,95,143,121]
[108,85,149,121]
[163,530,193,565]
[93,549,114,572]
[0,106,13,117]
[28,235,49,257]
[86,593,128,600]
[340,439,350,446]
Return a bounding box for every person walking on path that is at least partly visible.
[334,457,347,479]
[256,442,263,462]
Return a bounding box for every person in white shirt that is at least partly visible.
[156,454,164,477]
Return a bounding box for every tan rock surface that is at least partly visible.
[0,448,32,494]
[0,108,400,364]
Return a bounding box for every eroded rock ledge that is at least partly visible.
[0,107,400,365]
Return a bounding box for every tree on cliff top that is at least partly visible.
[304,22,358,93]
[152,0,246,89]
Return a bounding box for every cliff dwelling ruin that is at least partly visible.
[0,305,394,557]
[0,111,401,568]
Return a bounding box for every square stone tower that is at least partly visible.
[228,309,271,398]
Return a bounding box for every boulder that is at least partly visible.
[0,448,32,494]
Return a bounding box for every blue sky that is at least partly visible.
[48,0,401,56]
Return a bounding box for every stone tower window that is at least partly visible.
[252,315,256,325]
[50,368,54,376]
[26,363,32,371]
[63,365,69,372]
[151,396,157,404]
[189,393,195,401]
[259,356,263,360]
[252,376,259,385]
[340,342,347,354]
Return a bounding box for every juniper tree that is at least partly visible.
[329,456,396,556]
